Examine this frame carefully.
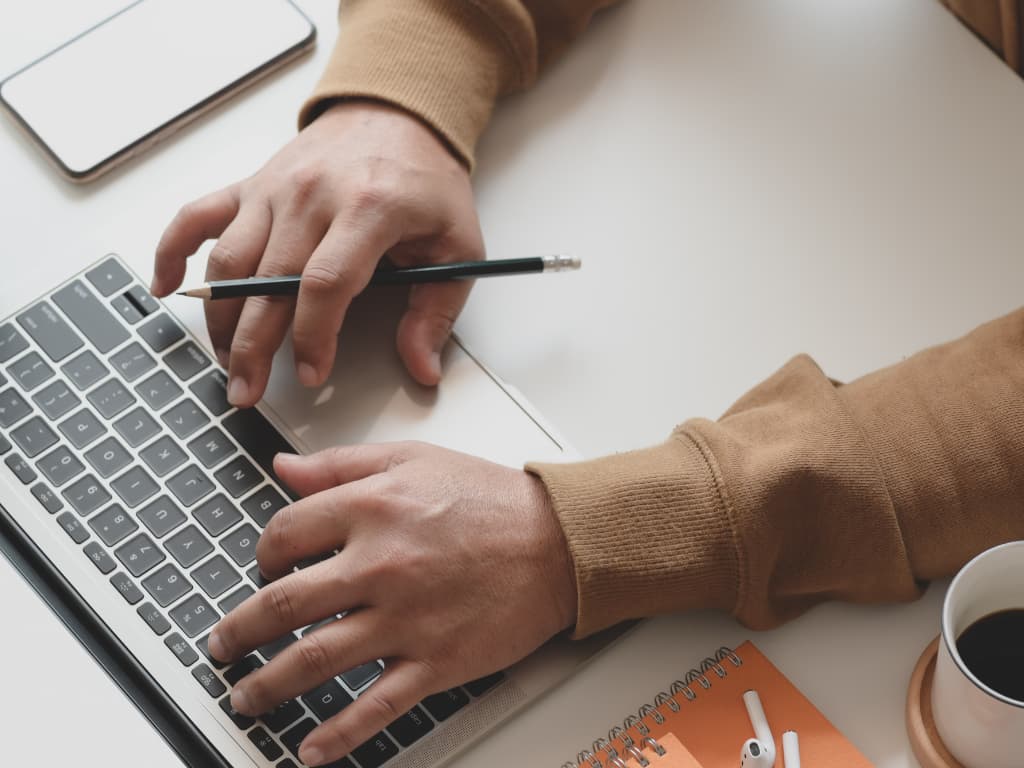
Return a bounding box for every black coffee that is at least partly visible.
[956,608,1024,702]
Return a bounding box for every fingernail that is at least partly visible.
[227,376,248,405]
[215,348,229,368]
[275,451,300,467]
[230,686,253,716]
[207,630,226,660]
[299,745,325,766]
[297,362,319,387]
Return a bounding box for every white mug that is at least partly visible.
[931,541,1024,768]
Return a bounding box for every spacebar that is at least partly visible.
[221,409,299,499]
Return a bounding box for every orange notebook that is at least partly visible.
[566,641,873,768]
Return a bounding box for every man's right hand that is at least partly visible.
[151,101,485,407]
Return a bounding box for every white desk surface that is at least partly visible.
[3,0,1024,766]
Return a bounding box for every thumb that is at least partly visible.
[396,281,472,385]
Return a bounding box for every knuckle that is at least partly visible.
[207,242,242,274]
[286,166,324,199]
[263,582,298,626]
[301,262,349,300]
[365,690,402,724]
[348,182,391,216]
[295,632,333,679]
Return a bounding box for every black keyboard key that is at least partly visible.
[193,493,241,537]
[110,295,143,325]
[110,465,159,507]
[136,370,182,410]
[32,379,80,420]
[115,532,165,576]
[164,341,210,381]
[192,554,240,598]
[224,654,263,686]
[196,634,227,669]
[248,726,284,761]
[138,313,185,353]
[465,672,505,697]
[220,695,255,730]
[0,387,32,427]
[110,342,156,383]
[0,433,9,455]
[138,602,172,635]
[63,474,111,516]
[61,350,108,391]
[59,408,106,448]
[5,453,37,484]
[161,398,209,439]
[0,323,29,363]
[138,495,186,538]
[140,435,187,477]
[11,416,58,458]
[192,663,227,698]
[8,351,54,392]
[221,523,259,566]
[30,481,61,513]
[125,285,160,316]
[53,280,130,354]
[301,679,353,722]
[242,486,287,528]
[215,456,262,498]
[351,733,399,768]
[112,406,159,448]
[167,464,214,506]
[421,688,469,722]
[170,593,218,638]
[56,511,89,543]
[248,564,270,588]
[110,571,144,604]
[386,705,434,747]
[17,301,83,362]
[37,445,85,487]
[86,257,132,296]
[340,661,382,691]
[89,503,139,546]
[88,378,136,419]
[218,584,255,614]
[190,370,231,416]
[84,541,116,574]
[142,563,192,607]
[277,760,300,768]
[258,631,297,661]
[261,699,304,734]
[222,409,298,497]
[84,436,132,478]
[187,427,235,469]
[166,524,214,567]
[164,632,199,666]
[280,718,316,758]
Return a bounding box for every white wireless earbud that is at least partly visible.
[739,690,775,768]
[782,731,800,768]
[741,738,774,767]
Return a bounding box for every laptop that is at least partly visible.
[0,255,621,767]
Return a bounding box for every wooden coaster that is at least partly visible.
[905,636,964,768]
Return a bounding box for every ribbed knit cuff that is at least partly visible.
[526,432,741,639]
[298,0,521,169]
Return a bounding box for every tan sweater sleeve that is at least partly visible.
[940,0,1022,72]
[297,0,618,167]
[529,308,1024,637]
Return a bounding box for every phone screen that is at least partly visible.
[0,0,315,180]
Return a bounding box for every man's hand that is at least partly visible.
[205,443,577,766]
[152,102,484,405]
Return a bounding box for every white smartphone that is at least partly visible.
[0,0,316,182]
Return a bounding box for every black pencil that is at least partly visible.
[177,255,581,299]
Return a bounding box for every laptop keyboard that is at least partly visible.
[0,256,503,768]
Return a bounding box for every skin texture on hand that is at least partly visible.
[205,442,577,766]
[151,101,485,405]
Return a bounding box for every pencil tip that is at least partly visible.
[175,291,188,296]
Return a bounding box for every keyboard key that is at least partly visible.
[58,408,106,448]
[465,672,505,697]
[52,280,130,354]
[192,663,227,698]
[63,474,111,516]
[170,594,218,638]
[110,295,143,325]
[135,370,182,410]
[112,406,160,448]
[17,301,83,362]
[56,511,89,544]
[110,465,159,507]
[187,427,235,469]
[138,602,172,635]
[30,481,61,513]
[222,409,297,497]
[340,661,383,691]
[164,632,199,666]
[125,285,160,316]
[260,698,304,733]
[281,719,316,759]
[32,379,80,420]
[0,433,9,455]
[301,679,353,722]
[221,523,259,566]
[84,541,116,574]
[190,370,231,416]
[8,352,54,392]
[258,631,297,660]
[242,486,287,528]
[421,688,469,722]
[138,313,185,353]
[248,564,270,588]
[11,416,58,457]
[0,323,29,363]
[224,655,263,686]
[84,436,132,478]
[161,398,209,439]
[351,733,399,768]
[193,493,241,537]
[142,563,192,607]
[167,464,214,506]
[88,503,139,546]
[88,378,136,419]
[192,554,240,598]
[115,532,165,577]
[386,705,434,747]
[277,760,301,768]
[166,524,214,567]
[140,435,187,477]
[164,341,210,381]
[110,342,156,383]
[220,695,255,730]
[110,571,145,604]
[37,445,85,487]
[247,726,283,761]
[217,584,254,614]
[215,456,262,499]
[61,350,108,391]
[85,257,132,296]
[196,634,227,669]
[5,453,37,484]
[0,387,32,427]
[138,495,187,538]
